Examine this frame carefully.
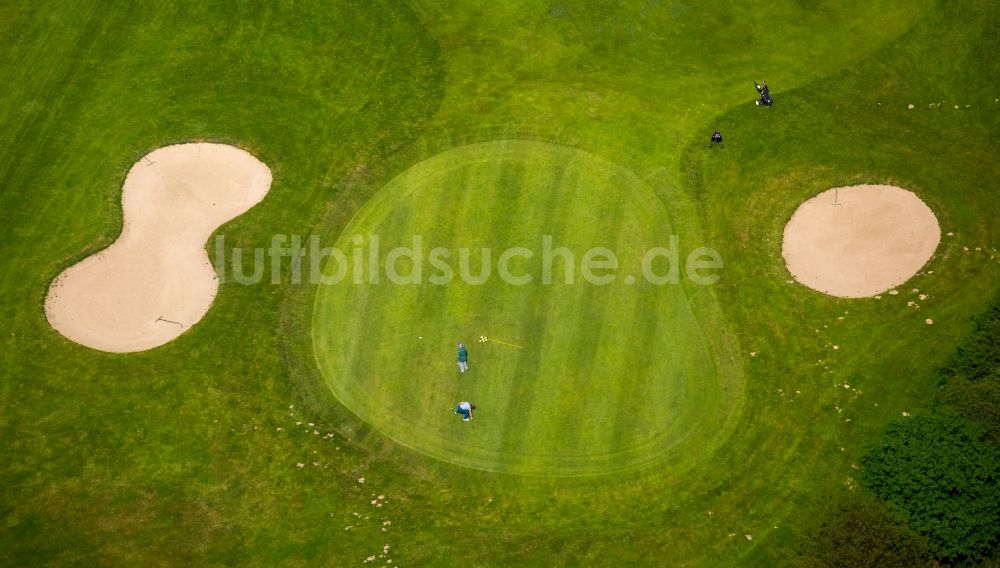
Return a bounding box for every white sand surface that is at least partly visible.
[782,185,939,298]
[45,143,272,352]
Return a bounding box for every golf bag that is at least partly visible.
[760,86,772,106]
[754,81,772,106]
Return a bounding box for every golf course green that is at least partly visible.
[312,140,743,475]
[2,0,998,565]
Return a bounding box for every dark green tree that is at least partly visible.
[860,413,1000,561]
[795,491,930,567]
[938,298,1000,383]
[942,371,1000,443]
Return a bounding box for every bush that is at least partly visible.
[942,371,1000,443]
[860,413,1000,561]
[938,297,1000,383]
[795,491,930,568]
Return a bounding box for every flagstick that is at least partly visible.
[480,336,526,349]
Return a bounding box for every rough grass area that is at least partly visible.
[1,0,998,565]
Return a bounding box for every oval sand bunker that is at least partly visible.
[782,184,939,298]
[45,143,272,352]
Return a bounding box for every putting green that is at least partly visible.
[312,140,743,476]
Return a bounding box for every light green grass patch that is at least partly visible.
[312,140,743,475]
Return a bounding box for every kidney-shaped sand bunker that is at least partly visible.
[45,143,272,352]
[782,184,940,298]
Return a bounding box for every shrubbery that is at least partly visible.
[859,413,1000,561]
[942,371,1000,443]
[938,297,1000,383]
[795,492,930,568]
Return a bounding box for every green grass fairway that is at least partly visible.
[312,140,743,475]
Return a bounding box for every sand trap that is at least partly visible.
[782,184,940,298]
[45,143,272,352]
